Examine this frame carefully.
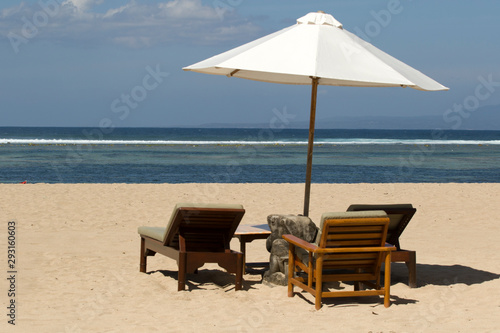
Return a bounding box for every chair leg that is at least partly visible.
[384,252,392,308]
[140,237,147,273]
[287,244,295,297]
[178,252,187,291]
[315,255,324,310]
[393,250,417,288]
[406,251,417,288]
[307,252,313,289]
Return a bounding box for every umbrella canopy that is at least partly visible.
[183,11,448,216]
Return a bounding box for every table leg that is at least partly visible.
[239,236,247,274]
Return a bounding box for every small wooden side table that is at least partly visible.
[234,224,271,272]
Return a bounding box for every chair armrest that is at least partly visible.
[315,246,396,254]
[282,234,318,253]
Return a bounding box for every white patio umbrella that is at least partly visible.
[183,11,448,216]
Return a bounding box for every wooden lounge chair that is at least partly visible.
[138,203,245,291]
[347,204,417,287]
[283,211,395,310]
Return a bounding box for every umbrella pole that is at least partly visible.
[303,77,319,217]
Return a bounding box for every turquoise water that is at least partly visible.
[1,127,499,183]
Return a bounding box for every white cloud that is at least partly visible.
[158,0,219,20]
[0,0,261,49]
[1,2,27,18]
[63,0,104,12]
[103,3,132,19]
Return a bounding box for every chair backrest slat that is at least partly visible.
[327,226,385,233]
[327,232,385,240]
[327,239,383,247]
[324,253,379,260]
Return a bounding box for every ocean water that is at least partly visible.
[1,127,500,184]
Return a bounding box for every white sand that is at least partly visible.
[0,183,499,332]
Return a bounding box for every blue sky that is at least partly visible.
[1,0,499,128]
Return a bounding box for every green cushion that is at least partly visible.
[137,226,166,241]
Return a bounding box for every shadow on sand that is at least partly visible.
[148,263,499,308]
[151,269,263,291]
[284,263,500,308]
[391,262,500,287]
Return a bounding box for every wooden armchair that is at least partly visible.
[283,211,395,310]
[138,203,245,291]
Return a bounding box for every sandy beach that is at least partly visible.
[1,183,499,332]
